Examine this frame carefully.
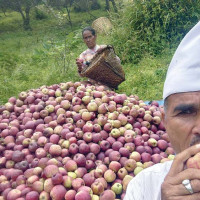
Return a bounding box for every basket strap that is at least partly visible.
[107,45,115,54]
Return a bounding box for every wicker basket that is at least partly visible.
[92,17,112,34]
[81,45,125,89]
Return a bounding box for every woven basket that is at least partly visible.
[92,17,112,34]
[81,45,125,89]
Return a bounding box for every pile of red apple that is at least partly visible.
[0,81,175,200]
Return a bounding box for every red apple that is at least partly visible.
[26,191,39,200]
[50,185,67,200]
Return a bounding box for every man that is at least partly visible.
[124,21,200,199]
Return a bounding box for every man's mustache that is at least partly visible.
[190,135,200,146]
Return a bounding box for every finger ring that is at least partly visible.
[182,179,194,194]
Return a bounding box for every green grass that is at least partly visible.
[117,49,174,100]
[0,6,174,105]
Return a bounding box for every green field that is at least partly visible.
[0,2,181,104]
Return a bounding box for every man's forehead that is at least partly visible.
[167,91,200,108]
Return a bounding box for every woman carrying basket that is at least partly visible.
[76,27,121,88]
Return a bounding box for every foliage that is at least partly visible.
[34,6,48,20]
[117,50,174,100]
[0,7,108,104]
[109,0,200,63]
[0,0,42,30]
[73,0,100,12]
[91,0,101,10]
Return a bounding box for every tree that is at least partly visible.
[0,0,41,30]
[45,0,74,28]
[0,0,9,16]
[105,0,117,12]
[63,0,74,28]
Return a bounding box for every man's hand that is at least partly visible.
[76,58,83,73]
[161,144,200,199]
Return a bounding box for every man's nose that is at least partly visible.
[192,114,200,135]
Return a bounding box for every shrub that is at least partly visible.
[34,7,48,20]
[73,0,101,12]
[109,0,200,63]
[91,0,101,10]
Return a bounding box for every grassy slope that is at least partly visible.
[0,6,174,105]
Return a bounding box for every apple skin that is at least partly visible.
[39,191,50,200]
[134,166,144,176]
[79,143,90,155]
[83,173,95,187]
[32,180,44,193]
[43,165,59,178]
[109,161,121,173]
[51,172,63,185]
[27,175,39,187]
[75,167,87,178]
[122,175,133,191]
[99,189,116,200]
[186,152,200,169]
[73,154,86,167]
[90,143,100,155]
[124,159,137,172]
[1,188,12,199]
[7,189,22,200]
[63,175,73,189]
[117,167,128,180]
[75,190,92,200]
[65,160,78,172]
[25,191,40,200]
[109,151,121,162]
[100,140,111,151]
[96,164,107,174]
[50,185,67,200]
[12,150,25,162]
[44,178,54,193]
[130,151,141,162]
[49,144,62,156]
[94,168,103,178]
[112,141,123,151]
[64,189,76,200]
[111,182,123,195]
[104,169,116,183]
[91,180,104,195]
[72,178,85,191]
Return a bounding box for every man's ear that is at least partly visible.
[161,109,166,128]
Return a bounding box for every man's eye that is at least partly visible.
[181,110,191,114]
[178,109,196,115]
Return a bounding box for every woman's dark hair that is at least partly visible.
[82,27,96,36]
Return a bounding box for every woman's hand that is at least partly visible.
[76,58,83,73]
[161,144,200,200]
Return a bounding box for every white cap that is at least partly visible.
[163,21,200,100]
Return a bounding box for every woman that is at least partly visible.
[76,26,121,88]
[76,26,106,77]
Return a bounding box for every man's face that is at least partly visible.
[164,91,200,154]
[82,30,96,49]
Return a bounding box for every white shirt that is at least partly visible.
[79,45,104,65]
[124,160,173,200]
